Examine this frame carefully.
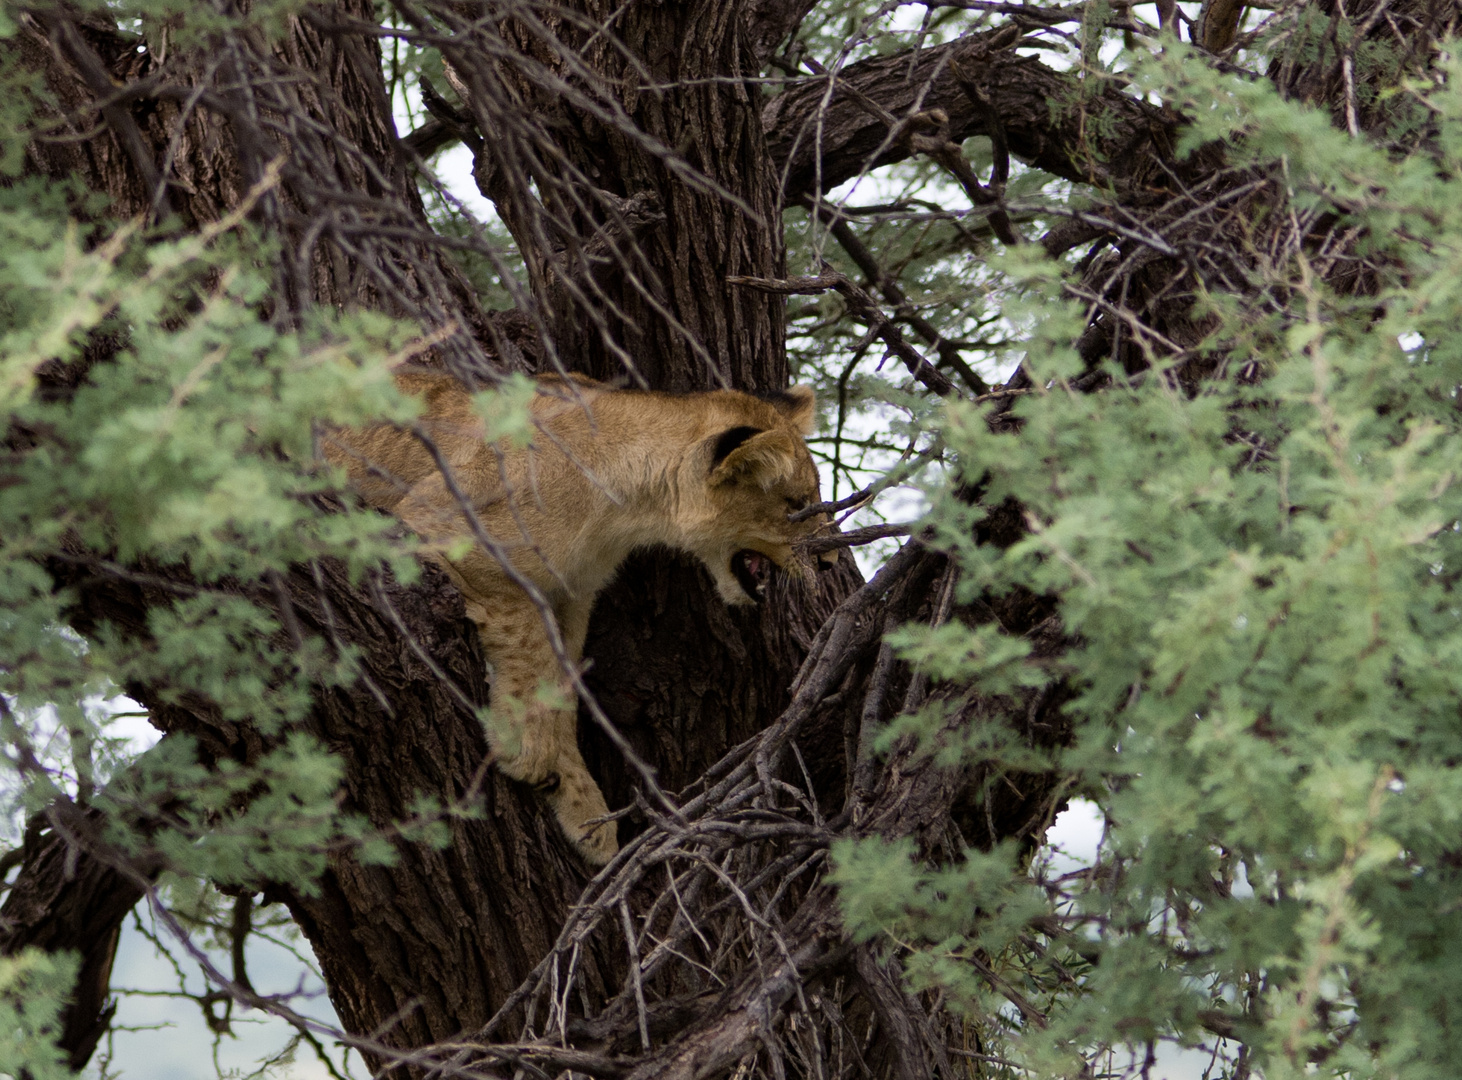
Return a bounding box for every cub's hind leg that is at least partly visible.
[471,593,617,865]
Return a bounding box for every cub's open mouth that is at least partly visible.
[731,549,774,600]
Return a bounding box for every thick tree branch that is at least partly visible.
[764,30,1174,200]
[0,806,147,1070]
[745,0,822,67]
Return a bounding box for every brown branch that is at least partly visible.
[229,894,256,996]
[791,440,944,523]
[26,7,174,220]
[728,271,956,395]
[853,947,949,1080]
[622,901,849,1080]
[0,793,154,1069]
[801,523,914,554]
[764,29,1173,201]
[808,202,990,393]
[401,117,462,160]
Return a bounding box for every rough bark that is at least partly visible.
[436,0,789,391]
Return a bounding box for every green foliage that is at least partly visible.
[99,733,361,890]
[0,948,75,1080]
[834,47,1462,1080]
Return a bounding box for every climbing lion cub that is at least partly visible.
[332,371,833,864]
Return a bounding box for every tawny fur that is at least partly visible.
[330,371,832,864]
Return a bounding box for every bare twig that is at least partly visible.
[729,270,956,395]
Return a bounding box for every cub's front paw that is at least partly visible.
[572,815,619,866]
[487,712,563,787]
[551,767,619,866]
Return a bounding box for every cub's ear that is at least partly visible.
[710,428,800,490]
[710,425,763,469]
[769,386,816,434]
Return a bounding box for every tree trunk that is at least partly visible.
[434,0,789,391]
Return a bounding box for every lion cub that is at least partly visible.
[333,371,832,864]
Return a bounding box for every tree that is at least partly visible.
[3,0,1461,1076]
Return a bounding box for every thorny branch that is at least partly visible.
[729,270,956,395]
[808,202,991,394]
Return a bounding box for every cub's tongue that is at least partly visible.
[731,549,772,600]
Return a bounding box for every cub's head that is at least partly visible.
[690,386,837,605]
